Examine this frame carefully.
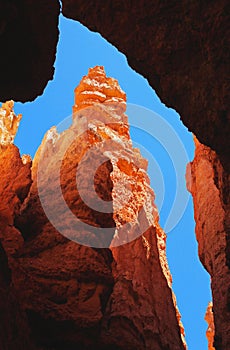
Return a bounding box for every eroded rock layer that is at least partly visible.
[0,122,33,349]
[0,3,229,347]
[187,138,230,349]
[0,68,185,349]
[0,100,22,145]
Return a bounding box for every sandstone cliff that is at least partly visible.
[0,3,229,349]
[0,67,185,349]
[0,102,34,350]
[187,138,230,349]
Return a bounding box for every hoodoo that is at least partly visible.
[0,67,186,349]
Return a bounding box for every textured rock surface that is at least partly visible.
[0,123,34,349]
[0,100,22,145]
[0,3,228,346]
[187,138,230,349]
[73,65,126,113]
[0,241,35,350]
[0,0,60,101]
[0,68,185,349]
[205,302,215,350]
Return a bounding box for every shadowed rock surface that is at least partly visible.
[187,138,230,349]
[0,0,60,101]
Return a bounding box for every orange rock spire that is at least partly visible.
[73,66,126,113]
[0,67,186,350]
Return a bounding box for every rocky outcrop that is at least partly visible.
[205,302,215,350]
[0,68,185,349]
[0,100,34,349]
[0,100,22,145]
[0,3,229,347]
[187,138,230,349]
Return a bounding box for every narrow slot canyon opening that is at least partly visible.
[10,14,212,349]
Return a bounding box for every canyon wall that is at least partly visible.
[0,101,34,349]
[0,67,186,349]
[0,2,229,348]
[187,138,230,349]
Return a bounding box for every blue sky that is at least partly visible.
[14,15,211,349]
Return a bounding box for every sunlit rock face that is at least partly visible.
[0,106,33,349]
[0,1,228,344]
[0,101,22,145]
[205,302,215,350]
[0,67,186,349]
[187,138,230,349]
[73,65,126,113]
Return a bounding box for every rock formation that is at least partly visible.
[205,302,215,350]
[0,101,34,349]
[187,138,230,349]
[48,7,230,348]
[0,67,186,349]
[0,100,22,145]
[0,2,229,346]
